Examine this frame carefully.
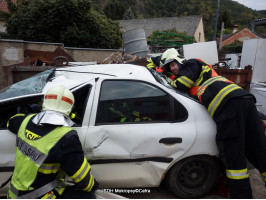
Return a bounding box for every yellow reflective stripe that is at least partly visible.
[55,187,65,195]
[208,84,241,117]
[197,86,206,98]
[198,76,225,93]
[39,163,61,174]
[7,189,16,199]
[109,107,125,117]
[41,192,55,199]
[7,114,25,128]
[194,65,211,86]
[147,58,156,69]
[171,80,177,88]
[70,158,91,183]
[176,76,194,88]
[132,111,140,117]
[226,169,249,179]
[83,175,95,192]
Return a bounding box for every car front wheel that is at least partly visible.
[166,155,222,198]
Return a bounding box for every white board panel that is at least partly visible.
[183,41,218,65]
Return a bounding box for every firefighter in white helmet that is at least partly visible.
[163,55,266,198]
[7,85,98,199]
[146,48,179,78]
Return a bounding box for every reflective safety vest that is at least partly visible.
[8,114,72,199]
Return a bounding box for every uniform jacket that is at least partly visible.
[170,59,255,118]
[7,113,97,198]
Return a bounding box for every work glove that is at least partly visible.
[164,75,173,84]
[164,72,176,80]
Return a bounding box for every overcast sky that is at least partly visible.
[232,0,266,10]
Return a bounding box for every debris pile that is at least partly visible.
[100,52,147,66]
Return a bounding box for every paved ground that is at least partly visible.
[118,169,266,199]
[1,169,265,199]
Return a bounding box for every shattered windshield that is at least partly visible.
[0,69,55,101]
[149,69,200,102]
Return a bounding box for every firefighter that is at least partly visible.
[7,85,98,199]
[163,55,266,198]
[146,48,179,76]
[109,101,151,122]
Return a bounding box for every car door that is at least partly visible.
[83,79,197,188]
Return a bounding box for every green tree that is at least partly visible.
[103,0,126,20]
[218,10,233,30]
[219,40,243,54]
[90,0,266,41]
[0,0,122,48]
[123,6,135,20]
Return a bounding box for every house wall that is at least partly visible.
[0,21,5,32]
[222,28,259,47]
[194,17,205,43]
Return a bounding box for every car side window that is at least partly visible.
[0,85,91,129]
[71,84,92,126]
[96,80,175,124]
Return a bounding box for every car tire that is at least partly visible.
[166,155,222,198]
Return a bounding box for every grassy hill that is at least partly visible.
[91,0,266,41]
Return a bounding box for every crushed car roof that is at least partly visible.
[55,64,156,82]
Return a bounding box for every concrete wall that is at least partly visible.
[0,40,24,66]
[24,42,64,52]
[0,39,120,89]
[0,40,25,89]
[65,47,119,63]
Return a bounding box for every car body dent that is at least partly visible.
[0,64,219,194]
[82,78,198,187]
[91,161,169,188]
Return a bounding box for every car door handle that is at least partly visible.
[159,137,182,144]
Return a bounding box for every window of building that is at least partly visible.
[198,32,201,42]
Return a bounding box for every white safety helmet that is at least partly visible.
[163,53,186,67]
[160,48,179,66]
[42,85,74,116]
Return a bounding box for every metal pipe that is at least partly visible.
[213,0,220,41]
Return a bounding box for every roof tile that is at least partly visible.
[0,0,17,13]
[120,16,202,37]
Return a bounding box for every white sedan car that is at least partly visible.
[0,64,222,198]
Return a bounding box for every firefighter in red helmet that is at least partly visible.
[7,85,98,199]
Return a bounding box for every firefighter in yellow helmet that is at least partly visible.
[7,85,98,199]
[163,55,266,198]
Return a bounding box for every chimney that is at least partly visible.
[232,24,238,33]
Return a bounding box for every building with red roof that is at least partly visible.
[0,0,17,32]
